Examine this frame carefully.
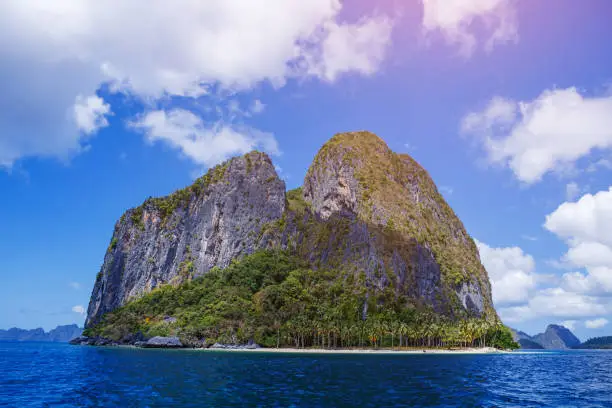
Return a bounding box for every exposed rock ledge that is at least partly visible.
[210,341,261,350]
[135,336,183,348]
[69,335,263,350]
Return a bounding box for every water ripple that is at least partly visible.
[1,344,612,407]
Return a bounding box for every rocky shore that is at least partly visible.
[69,335,261,350]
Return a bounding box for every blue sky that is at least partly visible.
[1,0,612,340]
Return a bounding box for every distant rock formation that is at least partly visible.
[533,325,581,349]
[511,324,580,349]
[0,324,82,343]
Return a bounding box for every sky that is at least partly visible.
[1,0,612,341]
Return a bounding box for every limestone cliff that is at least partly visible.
[86,131,498,327]
[295,131,495,320]
[86,152,285,327]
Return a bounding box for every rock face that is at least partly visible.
[86,152,286,327]
[298,132,496,320]
[511,325,580,349]
[86,131,498,328]
[69,335,117,346]
[140,336,183,348]
[0,325,82,343]
[510,329,545,350]
[533,325,581,349]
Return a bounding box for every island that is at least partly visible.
[76,131,518,351]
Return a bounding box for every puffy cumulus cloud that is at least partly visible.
[72,305,86,315]
[545,188,612,249]
[477,239,611,324]
[306,15,393,81]
[585,318,609,329]
[421,0,517,56]
[498,288,608,323]
[480,188,612,325]
[545,188,612,295]
[476,240,536,305]
[131,109,279,167]
[0,0,394,168]
[73,95,111,134]
[462,88,612,184]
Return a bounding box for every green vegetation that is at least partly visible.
[286,187,310,214]
[130,206,144,231]
[85,250,517,350]
[574,336,612,349]
[108,237,118,252]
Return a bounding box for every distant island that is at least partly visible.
[76,131,519,351]
[511,325,581,350]
[574,336,612,349]
[0,324,82,343]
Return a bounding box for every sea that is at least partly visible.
[1,343,611,407]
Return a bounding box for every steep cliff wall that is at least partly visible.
[86,131,498,328]
[296,131,495,320]
[86,152,285,327]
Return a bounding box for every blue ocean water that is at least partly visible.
[1,343,611,407]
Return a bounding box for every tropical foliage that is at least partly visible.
[85,250,518,350]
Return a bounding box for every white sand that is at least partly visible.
[200,347,505,354]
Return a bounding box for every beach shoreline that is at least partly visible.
[198,347,506,354]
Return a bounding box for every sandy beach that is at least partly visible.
[199,347,505,354]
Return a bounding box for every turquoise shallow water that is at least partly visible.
[1,343,611,407]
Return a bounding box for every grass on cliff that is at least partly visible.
[85,250,517,350]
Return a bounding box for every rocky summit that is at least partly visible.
[85,131,499,333]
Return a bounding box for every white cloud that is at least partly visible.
[476,240,536,305]
[545,188,612,249]
[561,320,577,331]
[585,318,609,329]
[69,282,81,290]
[131,109,279,167]
[462,88,612,184]
[72,305,86,315]
[477,238,611,324]
[307,15,393,81]
[73,95,111,134]
[545,187,612,294]
[421,0,517,56]
[499,288,607,323]
[0,0,393,168]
